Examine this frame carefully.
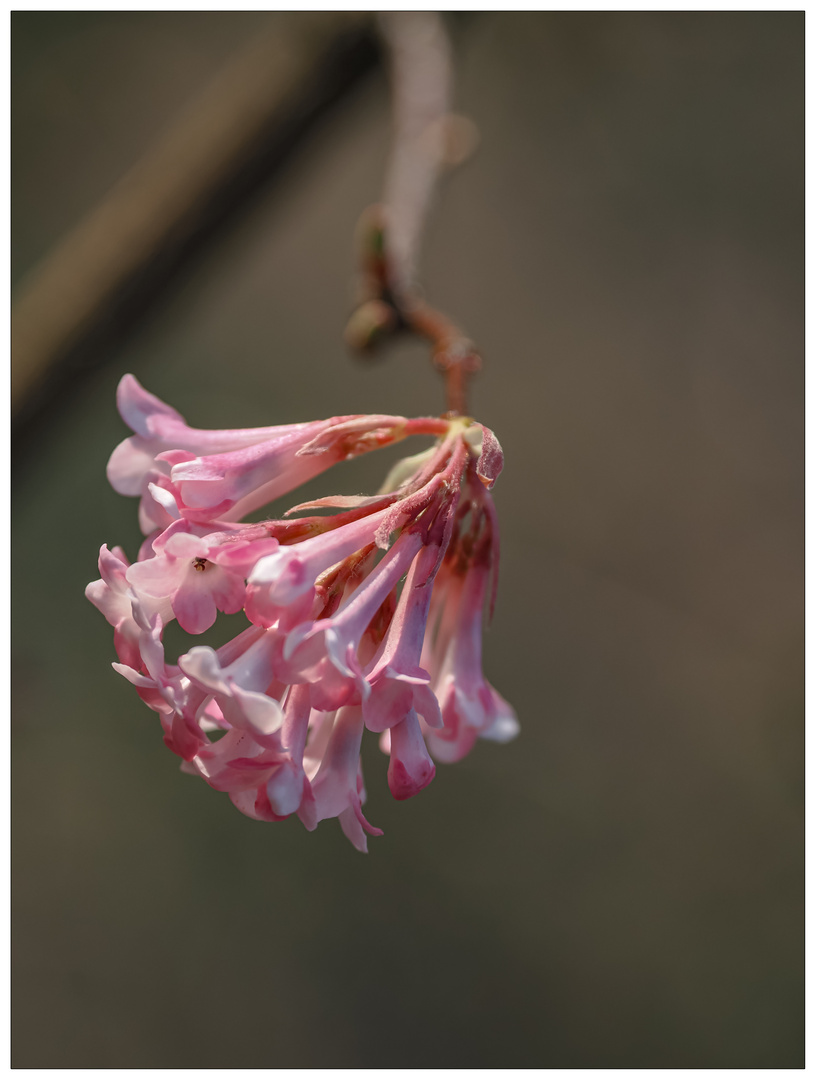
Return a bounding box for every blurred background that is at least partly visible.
[12,11,803,1068]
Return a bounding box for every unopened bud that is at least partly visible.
[344,299,398,352]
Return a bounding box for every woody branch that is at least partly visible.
[345,12,481,417]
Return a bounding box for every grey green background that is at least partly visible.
[13,12,803,1068]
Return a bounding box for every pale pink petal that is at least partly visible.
[164,532,208,558]
[116,374,185,436]
[362,675,414,733]
[480,687,520,743]
[387,709,436,800]
[126,555,184,599]
[173,586,218,635]
[208,570,248,615]
[265,760,306,817]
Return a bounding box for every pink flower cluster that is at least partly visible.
[87,375,518,851]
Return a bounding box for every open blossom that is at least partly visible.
[87,375,518,851]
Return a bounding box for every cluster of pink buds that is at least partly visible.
[87,375,518,851]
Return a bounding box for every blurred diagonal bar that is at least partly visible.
[11,12,377,428]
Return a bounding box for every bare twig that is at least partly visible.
[345,12,481,417]
[380,10,451,302]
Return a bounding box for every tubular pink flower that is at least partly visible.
[126,519,278,634]
[178,632,285,749]
[165,412,446,523]
[191,729,285,792]
[115,616,269,760]
[112,604,205,760]
[165,424,343,522]
[280,529,425,706]
[108,375,324,533]
[85,544,172,669]
[90,378,517,850]
[302,706,382,854]
[360,528,452,734]
[184,683,313,822]
[422,544,519,764]
[245,506,392,628]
